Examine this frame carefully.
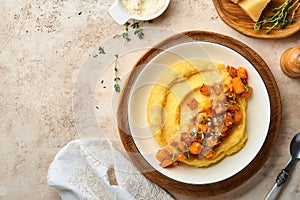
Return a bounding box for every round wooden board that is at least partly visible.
[212,0,300,39]
[117,30,282,197]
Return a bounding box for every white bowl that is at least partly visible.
[128,41,271,184]
[109,0,170,24]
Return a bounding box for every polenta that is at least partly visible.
[148,60,253,168]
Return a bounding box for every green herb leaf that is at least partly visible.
[114,84,120,92]
[131,22,140,29]
[134,29,144,39]
[98,46,106,54]
[190,130,199,136]
[122,32,131,41]
[184,150,191,159]
[202,116,207,124]
[124,22,130,31]
[244,84,249,92]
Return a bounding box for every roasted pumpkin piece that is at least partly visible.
[237,67,248,79]
[197,112,209,124]
[189,141,203,155]
[200,84,210,96]
[228,104,240,112]
[198,123,209,133]
[232,77,246,94]
[227,66,237,78]
[233,111,242,123]
[240,86,253,99]
[177,153,187,162]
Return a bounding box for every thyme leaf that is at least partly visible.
[131,21,140,29]
[184,149,191,159]
[134,29,144,39]
[98,46,106,54]
[190,130,199,136]
[122,32,131,42]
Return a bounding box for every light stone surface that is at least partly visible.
[0,0,300,199]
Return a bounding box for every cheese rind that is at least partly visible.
[238,0,271,22]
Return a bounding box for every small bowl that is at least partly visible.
[109,0,170,24]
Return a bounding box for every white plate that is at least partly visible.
[128,41,270,184]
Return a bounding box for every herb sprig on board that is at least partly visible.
[254,0,300,34]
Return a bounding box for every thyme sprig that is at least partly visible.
[113,20,148,41]
[254,0,300,34]
[101,20,152,92]
[113,54,121,92]
[113,22,131,41]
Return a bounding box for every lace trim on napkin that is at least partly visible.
[47,138,174,200]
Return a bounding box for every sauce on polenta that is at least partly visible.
[147,60,253,168]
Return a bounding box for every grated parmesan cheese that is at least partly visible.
[120,0,167,17]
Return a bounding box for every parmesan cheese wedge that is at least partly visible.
[238,0,271,22]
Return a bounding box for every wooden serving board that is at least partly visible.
[117,30,282,197]
[212,0,300,39]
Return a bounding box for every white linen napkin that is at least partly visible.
[47,138,174,200]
